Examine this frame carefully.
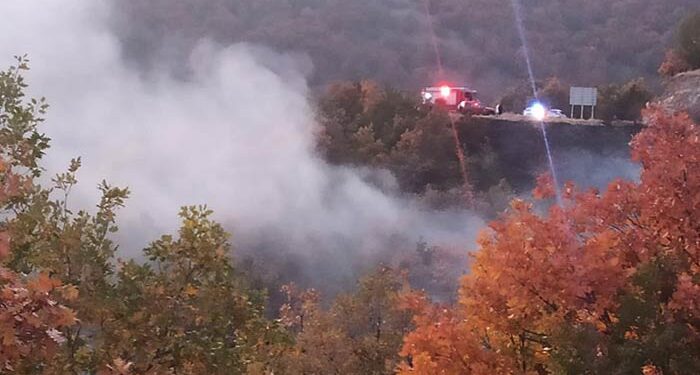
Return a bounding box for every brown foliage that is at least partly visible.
[0,269,76,372]
[280,267,414,374]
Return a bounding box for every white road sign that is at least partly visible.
[570,87,598,106]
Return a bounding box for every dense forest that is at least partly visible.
[4,59,700,374]
[2,2,700,375]
[114,0,697,99]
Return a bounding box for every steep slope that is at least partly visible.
[111,0,697,98]
[658,69,700,121]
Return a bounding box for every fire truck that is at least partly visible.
[421,85,498,116]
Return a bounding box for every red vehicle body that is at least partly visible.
[421,85,497,115]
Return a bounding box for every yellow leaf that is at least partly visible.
[184,284,198,297]
[595,320,607,332]
[62,285,79,301]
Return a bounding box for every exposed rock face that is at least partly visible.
[658,69,700,122]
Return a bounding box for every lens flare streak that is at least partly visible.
[510,0,562,205]
[422,0,472,206]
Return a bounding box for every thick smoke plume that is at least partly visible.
[0,1,482,295]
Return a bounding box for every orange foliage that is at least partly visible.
[659,49,691,78]
[642,364,664,375]
[397,292,517,374]
[400,108,700,374]
[0,160,76,371]
[532,173,555,200]
[0,270,76,369]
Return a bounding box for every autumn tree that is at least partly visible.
[280,266,414,374]
[0,57,77,373]
[0,267,77,373]
[316,81,368,164]
[388,109,463,194]
[316,80,419,166]
[278,284,360,374]
[401,108,700,374]
[397,292,516,374]
[317,81,476,198]
[0,58,289,374]
[659,11,700,78]
[659,49,691,78]
[0,58,133,373]
[318,80,527,215]
[100,206,288,374]
[597,78,653,122]
[332,267,414,374]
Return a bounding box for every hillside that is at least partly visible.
[112,0,698,99]
[456,116,642,192]
[4,2,700,374]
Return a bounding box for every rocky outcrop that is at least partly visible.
[658,69,700,122]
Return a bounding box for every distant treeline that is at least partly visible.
[114,0,698,99]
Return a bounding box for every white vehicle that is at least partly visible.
[547,109,567,118]
[523,104,567,120]
[523,103,546,120]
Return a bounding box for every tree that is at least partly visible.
[0,269,77,373]
[280,267,414,374]
[316,80,419,166]
[659,49,691,78]
[0,57,77,373]
[278,285,360,374]
[397,292,517,374]
[658,11,700,78]
[677,11,700,70]
[100,206,289,374]
[538,77,569,111]
[0,58,288,374]
[401,108,700,374]
[499,81,533,114]
[597,78,652,122]
[0,58,132,374]
[352,125,386,165]
[332,267,414,374]
[497,77,568,114]
[118,0,695,97]
[389,109,463,193]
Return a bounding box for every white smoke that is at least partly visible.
[0,1,481,291]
